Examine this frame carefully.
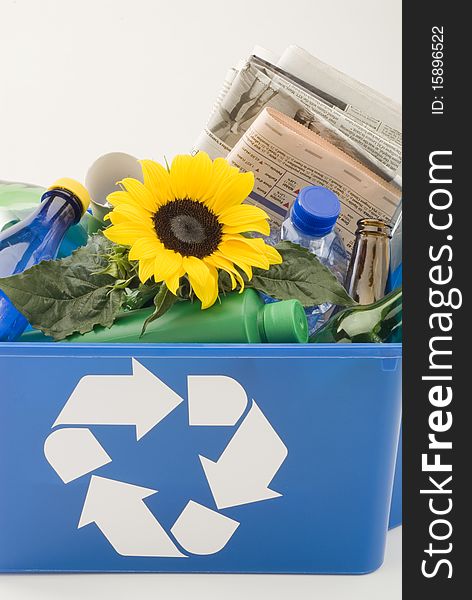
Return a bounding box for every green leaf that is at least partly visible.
[0,234,124,340]
[250,241,356,307]
[141,283,178,336]
[94,241,138,281]
[122,280,161,311]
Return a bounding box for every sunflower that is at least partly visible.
[103,152,282,308]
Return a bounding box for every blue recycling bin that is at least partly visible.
[389,426,402,529]
[0,341,401,574]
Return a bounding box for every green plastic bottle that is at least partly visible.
[0,181,45,231]
[21,288,308,344]
[309,287,402,343]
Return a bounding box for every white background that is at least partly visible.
[0,0,402,598]
[0,0,401,185]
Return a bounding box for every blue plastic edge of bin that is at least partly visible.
[389,425,402,529]
[0,341,402,358]
[0,342,402,574]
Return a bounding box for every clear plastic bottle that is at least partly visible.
[280,185,348,334]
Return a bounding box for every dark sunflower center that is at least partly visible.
[152,198,222,258]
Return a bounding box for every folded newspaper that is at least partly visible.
[193,45,402,256]
[194,46,402,186]
[227,107,401,256]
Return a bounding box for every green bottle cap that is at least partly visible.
[262,299,308,343]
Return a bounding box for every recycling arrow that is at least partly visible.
[200,400,288,509]
[44,428,112,483]
[78,476,186,558]
[45,363,288,558]
[54,359,183,440]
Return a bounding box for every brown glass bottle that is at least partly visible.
[345,219,392,305]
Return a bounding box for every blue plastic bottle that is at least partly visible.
[0,178,90,342]
[0,181,92,258]
[281,186,348,334]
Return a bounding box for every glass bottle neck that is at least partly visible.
[355,219,392,237]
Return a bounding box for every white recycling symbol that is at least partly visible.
[44,359,288,557]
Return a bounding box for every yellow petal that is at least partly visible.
[218,236,271,270]
[184,152,214,200]
[182,256,209,287]
[154,248,183,282]
[108,202,153,225]
[263,244,283,265]
[200,157,240,203]
[219,203,269,225]
[107,211,129,225]
[169,155,193,200]
[207,171,254,215]
[118,177,159,213]
[129,237,160,260]
[238,262,253,280]
[104,223,156,246]
[215,251,253,280]
[138,257,155,283]
[220,202,270,236]
[204,265,219,308]
[183,256,218,309]
[225,269,237,290]
[205,254,244,290]
[139,159,173,206]
[107,190,133,207]
[223,219,270,236]
[165,266,185,295]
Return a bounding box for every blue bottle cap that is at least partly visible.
[291,186,341,237]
